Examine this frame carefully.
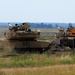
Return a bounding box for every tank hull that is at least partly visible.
[60,37,75,48]
[0,38,50,52]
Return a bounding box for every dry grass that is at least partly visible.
[0,64,75,75]
[0,28,75,75]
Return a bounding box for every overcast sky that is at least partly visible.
[0,0,75,23]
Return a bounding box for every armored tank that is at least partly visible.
[0,23,51,53]
[55,26,75,48]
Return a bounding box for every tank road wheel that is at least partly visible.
[14,48,25,53]
[38,48,43,54]
[14,48,44,54]
[28,48,43,54]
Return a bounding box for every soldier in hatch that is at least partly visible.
[8,23,12,31]
[12,24,19,32]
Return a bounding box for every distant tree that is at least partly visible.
[55,24,59,28]
[40,23,44,28]
[48,24,53,28]
[68,23,72,28]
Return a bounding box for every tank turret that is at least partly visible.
[5,23,40,40]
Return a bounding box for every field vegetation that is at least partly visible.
[0,28,75,75]
[0,52,74,68]
[0,65,75,75]
[0,52,75,75]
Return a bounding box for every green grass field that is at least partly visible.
[0,51,75,68]
[0,52,75,75]
[0,28,75,75]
